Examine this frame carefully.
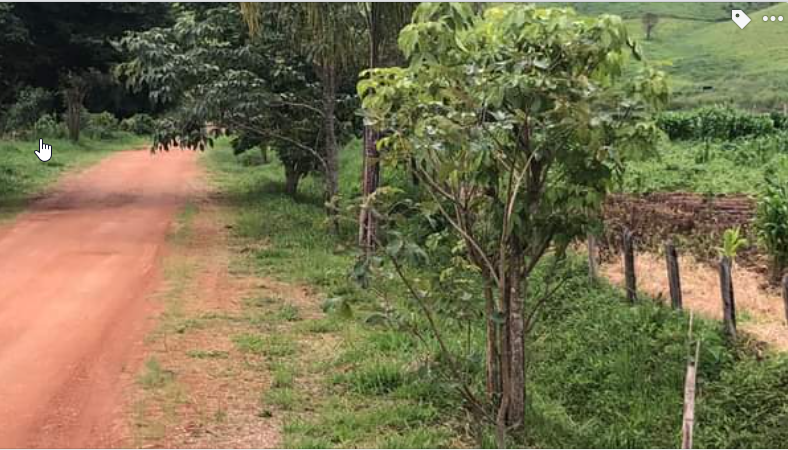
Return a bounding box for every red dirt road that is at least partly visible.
[0,149,200,448]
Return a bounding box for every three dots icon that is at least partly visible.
[763,15,784,22]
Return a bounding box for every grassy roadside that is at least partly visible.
[0,133,147,220]
[205,139,788,448]
[205,140,459,448]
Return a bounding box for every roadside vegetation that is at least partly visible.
[0,133,146,219]
[206,138,788,448]
[3,1,788,448]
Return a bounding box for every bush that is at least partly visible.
[33,114,67,139]
[1,87,55,134]
[770,111,788,130]
[119,113,155,136]
[754,178,788,280]
[84,111,119,139]
[657,106,775,141]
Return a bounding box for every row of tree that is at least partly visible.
[117,3,413,247]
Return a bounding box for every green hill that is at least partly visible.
[567,1,766,21]
[561,2,788,110]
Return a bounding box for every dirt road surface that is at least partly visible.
[0,149,200,448]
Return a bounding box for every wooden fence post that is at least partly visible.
[719,256,736,339]
[587,233,599,281]
[665,240,683,310]
[623,228,637,302]
[681,313,700,449]
[782,274,788,327]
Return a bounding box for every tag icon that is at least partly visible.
[35,139,52,162]
[732,10,751,29]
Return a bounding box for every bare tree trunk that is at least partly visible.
[65,89,85,143]
[359,126,380,252]
[321,63,339,225]
[484,281,501,402]
[284,165,300,197]
[359,6,382,255]
[497,264,512,430]
[507,249,525,427]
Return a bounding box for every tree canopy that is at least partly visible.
[0,2,170,115]
[360,3,668,440]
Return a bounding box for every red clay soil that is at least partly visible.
[0,149,201,448]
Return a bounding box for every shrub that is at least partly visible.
[754,178,788,281]
[770,111,788,130]
[119,113,155,135]
[657,106,775,141]
[33,114,67,139]
[1,87,55,134]
[85,111,119,139]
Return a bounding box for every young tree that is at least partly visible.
[360,3,668,441]
[358,3,415,255]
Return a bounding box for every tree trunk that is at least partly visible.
[284,165,300,197]
[359,126,380,253]
[484,280,501,402]
[321,63,339,225]
[65,92,82,143]
[506,252,525,427]
[497,263,512,432]
[359,5,382,255]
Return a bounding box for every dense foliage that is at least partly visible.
[0,2,170,116]
[657,106,778,141]
[755,178,788,280]
[117,4,359,197]
[361,3,668,442]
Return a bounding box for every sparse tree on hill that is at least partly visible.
[643,12,659,40]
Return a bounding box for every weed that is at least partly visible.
[232,333,296,358]
[264,387,300,410]
[138,357,175,390]
[186,349,229,359]
[271,364,295,388]
[276,303,301,322]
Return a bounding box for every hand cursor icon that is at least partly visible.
[36,139,52,162]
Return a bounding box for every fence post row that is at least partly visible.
[719,256,737,339]
[623,228,637,303]
[665,240,683,310]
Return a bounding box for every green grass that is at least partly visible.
[206,138,788,448]
[561,2,757,21]
[0,133,147,219]
[546,3,788,110]
[620,138,788,195]
[634,3,788,109]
